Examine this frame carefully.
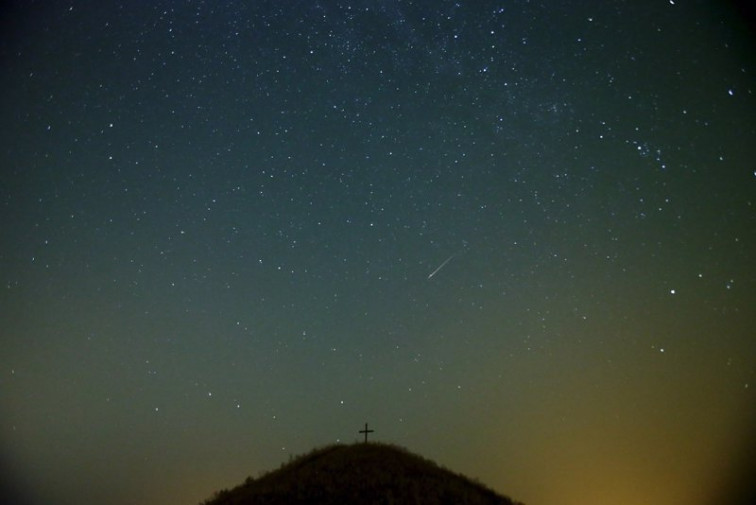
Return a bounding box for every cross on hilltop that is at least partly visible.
[359,422,374,443]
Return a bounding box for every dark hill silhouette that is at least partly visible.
[200,442,523,505]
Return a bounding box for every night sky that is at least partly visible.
[1,1,755,505]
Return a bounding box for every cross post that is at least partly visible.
[359,422,374,443]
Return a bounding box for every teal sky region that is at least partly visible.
[1,2,755,505]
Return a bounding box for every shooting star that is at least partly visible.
[427,254,456,279]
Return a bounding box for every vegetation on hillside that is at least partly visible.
[200,442,523,505]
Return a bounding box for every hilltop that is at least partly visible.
[200,442,523,505]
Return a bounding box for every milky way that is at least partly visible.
[1,2,755,505]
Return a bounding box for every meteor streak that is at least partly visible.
[427,254,455,279]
